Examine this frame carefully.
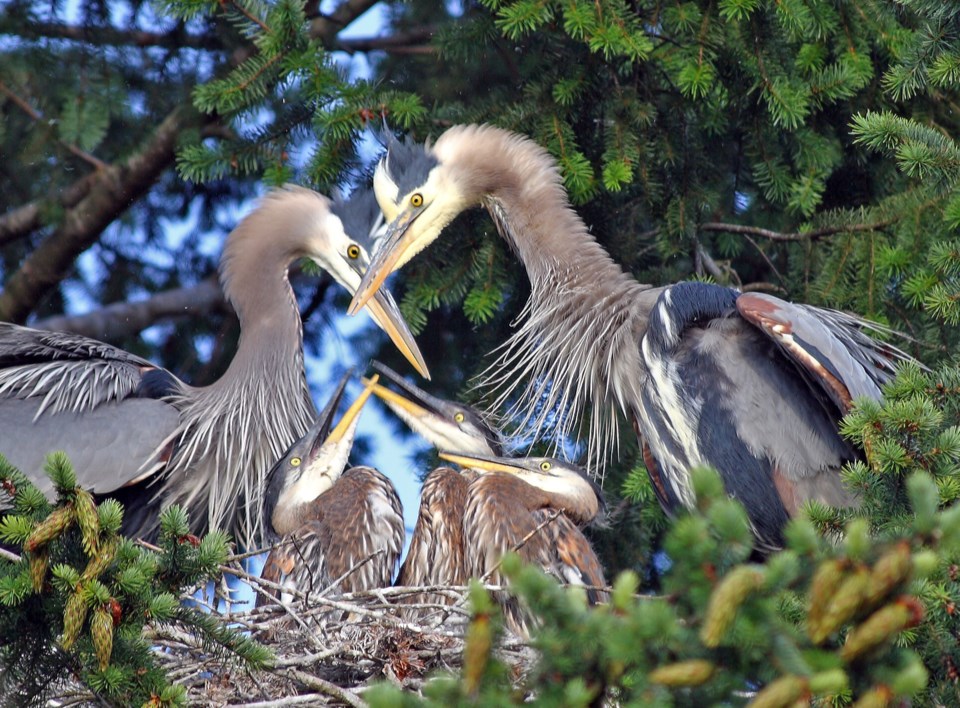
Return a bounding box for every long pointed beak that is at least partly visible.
[348,207,420,316]
[323,374,380,446]
[364,286,431,381]
[438,451,522,475]
[362,376,433,423]
[310,370,353,444]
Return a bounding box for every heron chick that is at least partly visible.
[441,450,607,636]
[258,374,404,606]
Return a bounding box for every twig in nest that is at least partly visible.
[287,669,368,708]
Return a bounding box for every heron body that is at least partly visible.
[368,362,606,629]
[0,186,425,548]
[352,124,913,550]
[259,377,404,605]
[365,361,496,607]
[442,451,607,636]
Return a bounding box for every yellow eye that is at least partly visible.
[290,457,301,467]
[410,193,424,207]
[539,461,552,472]
[454,412,465,423]
[347,244,360,259]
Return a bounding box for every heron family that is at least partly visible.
[0,124,915,632]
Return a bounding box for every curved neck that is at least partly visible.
[439,127,653,474]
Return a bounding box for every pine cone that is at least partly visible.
[463,610,492,696]
[90,604,114,671]
[866,542,912,607]
[747,675,808,708]
[25,504,75,553]
[810,566,869,644]
[807,559,845,640]
[649,659,715,686]
[29,547,49,592]
[841,597,924,662]
[60,587,88,650]
[81,537,118,581]
[850,685,893,708]
[700,566,765,648]
[75,488,100,556]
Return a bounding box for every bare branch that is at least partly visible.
[699,219,893,242]
[13,20,436,55]
[0,106,215,323]
[286,670,367,708]
[308,0,381,46]
[31,278,227,339]
[0,174,97,246]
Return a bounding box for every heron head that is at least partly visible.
[438,451,606,525]
[365,360,502,457]
[350,131,476,316]
[271,376,379,531]
[299,188,427,380]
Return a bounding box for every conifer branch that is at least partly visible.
[0,81,108,171]
[0,106,216,323]
[699,220,894,242]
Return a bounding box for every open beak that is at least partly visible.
[362,360,446,421]
[438,451,523,475]
[320,374,380,450]
[348,206,420,317]
[345,244,430,381]
[364,287,430,381]
[308,370,353,446]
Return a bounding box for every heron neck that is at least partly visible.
[448,127,653,472]
[162,239,315,550]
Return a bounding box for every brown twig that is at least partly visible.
[0,80,108,171]
[287,670,368,708]
[699,219,893,242]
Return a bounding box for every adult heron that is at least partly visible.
[258,375,404,604]
[0,186,426,548]
[367,361,605,630]
[349,124,914,551]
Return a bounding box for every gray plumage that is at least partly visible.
[355,124,916,550]
[0,186,423,548]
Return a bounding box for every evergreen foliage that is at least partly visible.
[0,454,270,707]
[5,0,960,702]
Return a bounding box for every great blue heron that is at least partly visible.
[258,374,404,605]
[440,450,606,636]
[350,124,915,551]
[0,186,426,549]
[364,360,500,607]
[367,361,606,631]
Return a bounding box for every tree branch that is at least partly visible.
[308,0,381,46]
[0,106,215,323]
[699,220,894,242]
[0,80,108,170]
[0,174,98,246]
[12,20,437,55]
[31,278,227,340]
